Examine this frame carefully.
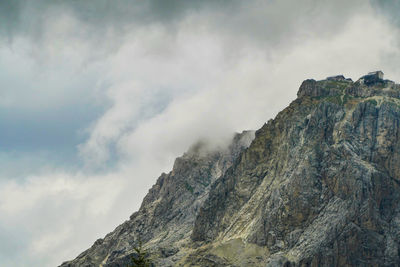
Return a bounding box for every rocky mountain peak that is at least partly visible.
[60,131,255,267]
[62,73,400,267]
[298,71,399,100]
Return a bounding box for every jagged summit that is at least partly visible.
[326,75,352,82]
[298,71,399,100]
[326,71,384,83]
[62,73,400,267]
[60,131,255,267]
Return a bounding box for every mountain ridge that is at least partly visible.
[61,71,400,266]
[61,130,255,266]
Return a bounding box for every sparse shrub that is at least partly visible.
[128,240,152,267]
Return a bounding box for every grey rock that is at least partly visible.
[60,131,255,267]
[327,75,346,82]
[61,72,400,266]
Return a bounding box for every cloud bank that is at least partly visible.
[1,1,400,266]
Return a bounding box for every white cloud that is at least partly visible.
[0,172,127,266]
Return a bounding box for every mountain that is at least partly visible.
[61,71,400,266]
[60,131,255,267]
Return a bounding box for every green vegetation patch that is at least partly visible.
[314,94,344,105]
[319,80,350,91]
[324,95,343,105]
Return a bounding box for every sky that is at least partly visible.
[1,0,400,266]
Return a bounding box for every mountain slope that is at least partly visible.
[60,131,255,267]
[189,73,400,266]
[62,72,400,266]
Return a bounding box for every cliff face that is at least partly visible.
[62,72,400,267]
[60,131,255,267]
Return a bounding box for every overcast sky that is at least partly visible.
[1,0,400,266]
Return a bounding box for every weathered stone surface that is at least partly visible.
[327,75,346,82]
[60,131,255,267]
[189,74,400,266]
[61,72,400,267]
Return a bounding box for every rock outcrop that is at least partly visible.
[60,131,255,267]
[61,72,400,266]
